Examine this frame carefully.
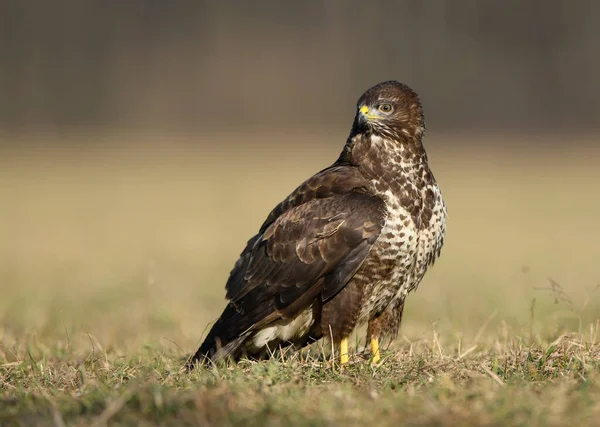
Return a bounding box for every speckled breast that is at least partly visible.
[354,181,447,324]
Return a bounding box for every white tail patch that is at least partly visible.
[249,307,314,350]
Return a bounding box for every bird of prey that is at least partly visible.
[189,81,447,366]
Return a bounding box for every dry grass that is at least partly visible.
[1,132,599,426]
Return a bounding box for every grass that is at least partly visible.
[2,334,600,426]
[1,131,600,426]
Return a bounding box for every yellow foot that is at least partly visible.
[370,337,381,363]
[340,337,349,365]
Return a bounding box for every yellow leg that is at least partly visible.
[340,337,349,365]
[370,337,381,363]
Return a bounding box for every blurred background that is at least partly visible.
[0,1,599,357]
[2,0,600,135]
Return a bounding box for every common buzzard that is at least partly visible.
[189,81,447,366]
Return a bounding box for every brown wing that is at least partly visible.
[225,193,385,333]
[225,165,370,302]
[258,165,369,232]
[190,167,385,364]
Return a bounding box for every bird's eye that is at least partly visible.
[378,103,393,113]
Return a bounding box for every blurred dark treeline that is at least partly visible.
[1,0,599,138]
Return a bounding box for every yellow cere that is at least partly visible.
[359,105,379,120]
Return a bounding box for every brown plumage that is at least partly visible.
[189,81,447,366]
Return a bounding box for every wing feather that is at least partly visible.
[226,190,385,328]
[191,166,385,363]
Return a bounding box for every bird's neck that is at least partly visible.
[338,133,431,187]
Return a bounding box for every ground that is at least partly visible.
[1,132,599,426]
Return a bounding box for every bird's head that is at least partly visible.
[352,81,425,140]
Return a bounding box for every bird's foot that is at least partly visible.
[340,337,349,365]
[370,337,381,364]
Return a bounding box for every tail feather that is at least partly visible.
[188,303,247,367]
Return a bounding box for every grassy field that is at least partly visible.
[1,132,599,426]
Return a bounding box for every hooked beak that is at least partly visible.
[358,105,379,124]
